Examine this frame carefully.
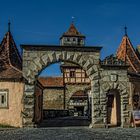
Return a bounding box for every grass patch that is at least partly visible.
[0,124,16,128]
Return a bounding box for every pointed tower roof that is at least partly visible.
[0,23,22,79]
[116,27,140,73]
[61,23,85,38]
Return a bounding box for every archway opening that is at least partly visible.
[107,89,121,127]
[34,61,91,127]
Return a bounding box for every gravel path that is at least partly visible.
[0,127,140,140]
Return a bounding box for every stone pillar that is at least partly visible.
[22,84,36,127]
[100,91,107,127]
[90,72,105,128]
[121,89,130,127]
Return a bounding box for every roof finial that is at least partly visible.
[124,26,127,36]
[8,20,11,32]
[71,16,75,24]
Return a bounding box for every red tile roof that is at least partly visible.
[116,35,140,73]
[71,90,88,98]
[38,77,64,87]
[61,23,85,38]
[0,31,22,79]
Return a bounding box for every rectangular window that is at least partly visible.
[1,95,4,104]
[0,90,8,108]
[70,71,75,78]
[85,72,88,78]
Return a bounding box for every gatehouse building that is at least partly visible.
[0,22,140,128]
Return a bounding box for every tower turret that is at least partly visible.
[60,23,85,46]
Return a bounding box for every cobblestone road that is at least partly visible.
[0,127,140,140]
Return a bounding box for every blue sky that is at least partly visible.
[0,0,140,76]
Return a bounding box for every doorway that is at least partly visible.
[107,90,121,126]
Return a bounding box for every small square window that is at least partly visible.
[70,71,75,78]
[0,90,8,108]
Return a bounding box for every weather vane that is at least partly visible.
[8,20,11,32]
[124,26,127,36]
[71,16,75,23]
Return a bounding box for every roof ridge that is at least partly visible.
[62,23,85,37]
[9,63,22,73]
[126,54,137,73]
[126,36,140,64]
[0,31,22,71]
[116,35,140,72]
[7,31,22,63]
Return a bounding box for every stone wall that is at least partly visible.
[129,80,140,109]
[43,87,64,110]
[22,45,101,127]
[99,68,131,127]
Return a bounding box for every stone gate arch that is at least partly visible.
[21,45,102,127]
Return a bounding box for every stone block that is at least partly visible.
[93,99,100,105]
[25,85,35,92]
[122,105,127,110]
[102,76,110,81]
[61,51,66,60]
[55,52,63,61]
[93,80,99,87]
[100,98,106,104]
[114,82,119,89]
[93,59,99,65]
[109,82,114,89]
[23,117,33,125]
[28,78,35,84]
[33,58,42,69]
[101,82,110,92]
[30,62,38,71]
[66,53,74,61]
[24,97,35,105]
[26,70,32,77]
[28,52,38,58]
[118,82,126,91]
[48,52,56,62]
[100,91,106,98]
[92,117,103,124]
[79,58,86,67]
[41,54,49,65]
